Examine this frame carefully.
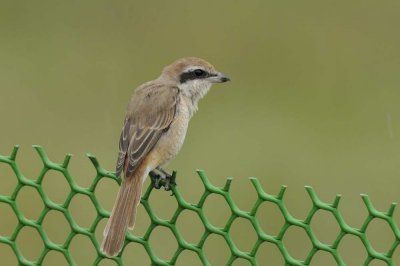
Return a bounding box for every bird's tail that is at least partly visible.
[101,170,144,257]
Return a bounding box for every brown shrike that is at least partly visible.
[101,57,230,256]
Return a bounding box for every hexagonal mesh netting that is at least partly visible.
[0,145,399,265]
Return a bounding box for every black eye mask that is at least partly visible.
[180,69,215,83]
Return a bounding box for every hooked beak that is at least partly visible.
[209,72,230,83]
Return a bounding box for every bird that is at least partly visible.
[101,57,230,257]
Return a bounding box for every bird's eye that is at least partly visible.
[194,69,205,77]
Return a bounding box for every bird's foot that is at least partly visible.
[149,171,164,189]
[149,169,177,193]
[163,172,176,191]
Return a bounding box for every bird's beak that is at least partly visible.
[209,72,230,83]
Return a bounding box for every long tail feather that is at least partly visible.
[101,172,144,257]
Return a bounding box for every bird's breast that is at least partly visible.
[147,98,191,168]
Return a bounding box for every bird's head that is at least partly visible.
[160,57,230,104]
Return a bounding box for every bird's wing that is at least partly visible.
[116,83,179,178]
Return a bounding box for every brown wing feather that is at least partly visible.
[116,83,179,178]
[116,118,131,177]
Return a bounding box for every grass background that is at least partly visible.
[1,1,400,265]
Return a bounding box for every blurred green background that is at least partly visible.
[1,0,400,265]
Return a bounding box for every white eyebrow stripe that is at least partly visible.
[182,66,205,73]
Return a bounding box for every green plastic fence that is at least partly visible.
[0,145,399,265]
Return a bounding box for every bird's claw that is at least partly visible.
[149,170,177,193]
[149,171,176,196]
[149,171,163,189]
[163,172,172,191]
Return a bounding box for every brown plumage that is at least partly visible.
[101,57,229,257]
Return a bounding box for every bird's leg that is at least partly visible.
[157,167,172,179]
[149,168,177,192]
[157,167,177,191]
[149,170,164,189]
